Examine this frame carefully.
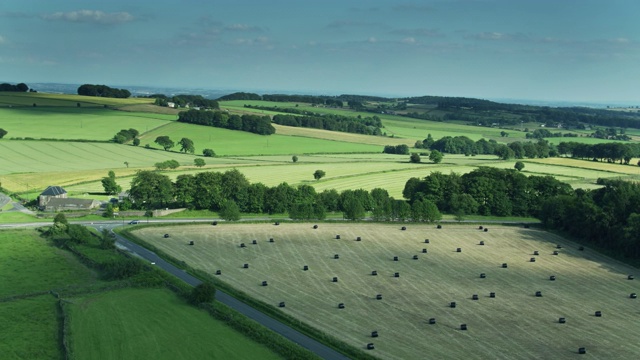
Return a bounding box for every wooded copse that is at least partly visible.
[177,109,275,135]
[271,113,383,136]
[77,84,131,98]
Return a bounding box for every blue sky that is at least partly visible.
[1,0,639,103]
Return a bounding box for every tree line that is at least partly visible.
[0,82,30,92]
[556,141,640,164]
[125,169,442,222]
[177,109,275,135]
[77,84,131,98]
[272,113,382,136]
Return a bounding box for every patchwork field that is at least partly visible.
[134,223,640,360]
[65,288,282,360]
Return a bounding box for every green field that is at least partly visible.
[0,229,99,360]
[0,92,154,107]
[66,288,282,360]
[134,223,640,360]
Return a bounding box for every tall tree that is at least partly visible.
[128,171,174,208]
[0,129,7,139]
[101,170,122,195]
[178,137,195,153]
[429,150,443,164]
[154,136,175,151]
[313,170,326,180]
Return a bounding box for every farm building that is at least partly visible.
[38,186,100,211]
[38,186,67,208]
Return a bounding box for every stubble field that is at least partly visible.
[133,223,640,360]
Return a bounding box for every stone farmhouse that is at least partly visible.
[38,186,100,212]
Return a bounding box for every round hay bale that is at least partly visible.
[212,221,217,226]
[393,256,399,261]
[422,248,428,253]
[578,347,586,354]
[460,324,467,330]
[240,243,246,248]
[274,221,280,226]
[372,270,378,276]
[356,236,362,241]
[533,250,539,255]
[559,317,566,323]
[472,294,479,300]
[553,251,559,255]
[367,343,375,350]
[437,224,442,229]
[480,273,486,278]
[550,275,556,281]
[252,239,257,245]
[215,270,221,275]
[628,274,634,280]
[578,246,584,251]
[332,277,338,282]
[338,303,345,309]
[164,233,170,238]
[429,318,436,324]
[394,272,400,278]
[630,293,637,299]
[450,301,456,308]
[556,244,562,249]
[189,240,194,245]
[371,331,378,338]
[530,257,536,262]
[269,238,274,243]
[243,263,249,269]
[489,292,496,298]
[336,235,341,240]
[262,281,268,286]
[413,255,419,260]
[535,291,542,297]
[279,301,285,308]
[424,239,430,243]
[502,263,508,268]
[303,265,309,271]
[484,228,488,232]
[456,248,462,253]
[334,254,340,259]
[479,226,483,230]
[313,224,318,229]
[595,311,602,317]
[479,241,485,246]
[376,294,382,300]
[401,226,407,231]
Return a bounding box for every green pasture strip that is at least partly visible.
[545,137,629,145]
[0,107,172,140]
[273,124,410,146]
[137,122,382,156]
[0,92,153,107]
[0,211,38,223]
[134,223,640,360]
[0,229,97,298]
[527,157,640,175]
[381,117,518,141]
[66,288,282,360]
[0,294,62,360]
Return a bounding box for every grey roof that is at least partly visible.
[41,186,67,196]
[45,198,97,209]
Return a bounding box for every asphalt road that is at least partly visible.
[108,226,351,360]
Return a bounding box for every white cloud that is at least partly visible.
[368,37,377,43]
[401,37,416,44]
[41,10,134,24]
[0,35,5,44]
[225,23,262,32]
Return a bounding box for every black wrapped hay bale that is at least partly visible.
[393,256,399,261]
[559,317,566,324]
[188,240,194,245]
[394,272,400,278]
[376,294,382,300]
[530,257,536,262]
[252,239,257,245]
[484,228,488,232]
[556,244,562,249]
[303,265,309,271]
[215,270,221,275]
[332,277,338,282]
[372,270,377,276]
[243,263,249,269]
[413,255,419,260]
[479,241,484,246]
[472,294,479,300]
[578,347,586,354]
[274,221,279,226]
[262,280,268,286]
[456,248,462,253]
[164,233,170,238]
[334,254,339,259]
[553,251,559,255]
[437,224,442,229]
[502,263,508,268]
[479,226,483,230]
[424,239,430,244]
[630,293,637,299]
[313,224,318,229]
[371,331,378,338]
[401,226,407,231]
[269,238,274,243]
[240,243,246,248]
[212,221,217,226]
[595,311,602,317]
[628,274,634,280]
[367,343,374,350]
[279,301,285,308]
[460,324,467,330]
[533,250,539,255]
[338,303,345,309]
[429,318,436,324]
[535,291,542,297]
[480,273,486,278]
[450,301,456,308]
[550,275,556,281]
[356,236,362,241]
[490,292,496,298]
[335,235,341,240]
[422,248,428,253]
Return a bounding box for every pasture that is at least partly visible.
[0,91,153,107]
[134,223,640,360]
[0,107,174,140]
[66,288,282,360]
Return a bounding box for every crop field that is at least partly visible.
[0,107,174,140]
[0,92,153,107]
[66,288,282,360]
[137,121,382,156]
[134,223,640,360]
